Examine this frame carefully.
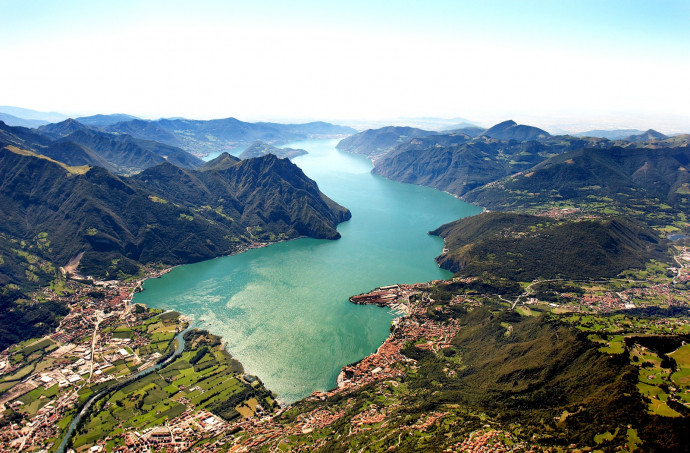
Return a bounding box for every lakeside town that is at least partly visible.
[0,244,688,452]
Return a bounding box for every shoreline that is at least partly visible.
[128,235,310,406]
[129,253,421,410]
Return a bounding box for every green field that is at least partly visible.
[70,330,277,451]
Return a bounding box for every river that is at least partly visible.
[57,324,192,453]
[133,138,481,402]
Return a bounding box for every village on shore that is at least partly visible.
[0,244,689,452]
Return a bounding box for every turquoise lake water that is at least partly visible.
[133,139,481,402]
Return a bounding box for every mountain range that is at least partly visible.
[338,121,689,204]
[103,117,356,156]
[0,145,349,290]
[464,145,690,222]
[2,119,203,175]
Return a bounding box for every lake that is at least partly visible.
[133,138,481,402]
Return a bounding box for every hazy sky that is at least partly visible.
[1,0,689,131]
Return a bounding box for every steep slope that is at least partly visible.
[40,140,117,172]
[0,120,53,150]
[37,118,90,139]
[335,126,437,160]
[0,148,350,288]
[2,120,202,174]
[238,140,307,160]
[133,155,350,242]
[430,212,665,280]
[201,152,241,171]
[105,119,182,146]
[371,134,581,196]
[60,129,204,173]
[464,146,690,218]
[482,120,550,141]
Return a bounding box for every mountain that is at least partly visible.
[0,147,350,289]
[0,105,68,123]
[75,113,140,127]
[576,129,645,140]
[335,126,437,160]
[0,113,48,128]
[37,118,90,139]
[0,120,53,149]
[105,118,356,156]
[625,129,667,142]
[482,120,550,141]
[59,128,204,173]
[370,133,598,197]
[431,212,665,281]
[201,152,241,171]
[3,120,203,174]
[40,140,117,173]
[238,140,307,160]
[336,121,551,165]
[464,146,690,220]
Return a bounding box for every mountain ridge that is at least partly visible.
[0,147,350,289]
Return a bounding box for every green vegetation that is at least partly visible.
[465,145,690,231]
[0,286,68,351]
[431,212,665,281]
[255,297,690,452]
[71,330,277,450]
[0,141,350,289]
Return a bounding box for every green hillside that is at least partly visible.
[464,146,690,227]
[0,147,350,289]
[430,212,666,280]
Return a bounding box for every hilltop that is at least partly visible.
[482,119,550,141]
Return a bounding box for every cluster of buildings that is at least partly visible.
[447,429,528,453]
[114,409,227,452]
[2,244,687,452]
[538,207,581,219]
[212,283,477,451]
[562,280,686,313]
[0,274,181,452]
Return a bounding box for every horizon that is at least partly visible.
[1,104,687,136]
[1,1,689,133]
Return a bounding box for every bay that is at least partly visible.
[133,138,481,402]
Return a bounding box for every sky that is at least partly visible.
[1,0,689,132]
